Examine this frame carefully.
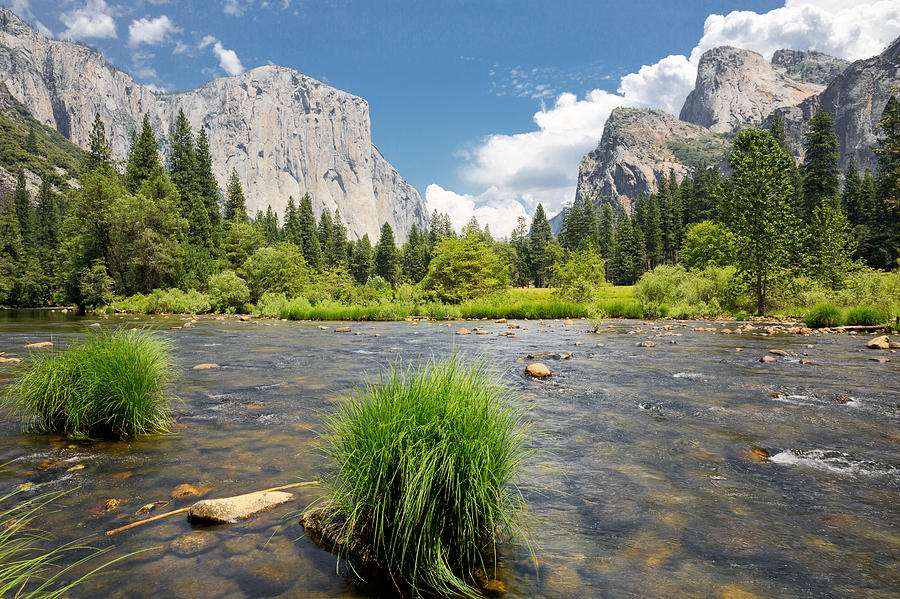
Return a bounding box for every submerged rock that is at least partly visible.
[170,532,216,556]
[24,341,52,349]
[300,507,380,575]
[188,490,294,524]
[0,357,21,364]
[636,340,656,347]
[524,363,552,378]
[866,335,890,349]
[333,326,352,333]
[192,363,220,370]
[171,484,211,499]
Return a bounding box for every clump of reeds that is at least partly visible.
[844,305,886,326]
[7,329,175,440]
[317,356,533,597]
[803,303,844,328]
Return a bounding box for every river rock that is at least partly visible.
[0,357,21,364]
[507,323,520,329]
[868,356,890,363]
[636,340,656,347]
[475,329,490,335]
[300,506,380,576]
[188,490,294,524]
[170,532,216,556]
[760,355,777,363]
[456,327,471,335]
[192,363,220,370]
[564,319,574,326]
[171,484,211,499]
[524,363,552,378]
[333,326,352,333]
[238,315,251,322]
[24,341,52,349]
[866,335,890,349]
[495,318,507,323]
[769,349,789,356]
[88,323,101,328]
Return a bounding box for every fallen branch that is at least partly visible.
[515,352,556,362]
[105,480,320,536]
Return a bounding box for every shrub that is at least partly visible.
[207,270,250,313]
[681,221,734,270]
[421,233,510,303]
[6,329,175,439]
[803,303,844,328]
[845,305,886,326]
[317,356,532,596]
[240,244,309,303]
[551,249,607,303]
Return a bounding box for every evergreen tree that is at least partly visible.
[841,158,863,226]
[659,170,683,263]
[12,169,33,246]
[401,224,428,283]
[25,126,38,155]
[168,109,199,218]
[0,191,23,304]
[608,211,645,285]
[223,168,248,224]
[318,208,335,266]
[262,205,280,245]
[330,209,349,266]
[297,193,321,269]
[374,221,399,285]
[644,194,663,267]
[283,196,301,246]
[83,113,113,175]
[873,94,900,267]
[35,178,60,302]
[510,216,531,286]
[725,128,797,316]
[598,204,614,259]
[124,114,162,193]
[769,109,791,154]
[689,163,721,223]
[801,108,841,215]
[529,204,553,287]
[350,234,374,284]
[195,128,221,240]
[806,203,856,288]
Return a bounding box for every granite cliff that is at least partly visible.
[0,8,427,241]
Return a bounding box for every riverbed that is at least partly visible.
[0,312,897,598]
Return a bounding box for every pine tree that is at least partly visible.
[608,211,645,285]
[0,191,24,304]
[25,126,38,155]
[223,168,248,224]
[283,196,301,246]
[168,109,199,218]
[262,205,279,245]
[330,209,349,266]
[598,204,614,259]
[841,158,863,226]
[807,202,855,288]
[873,94,900,267]
[401,224,428,283]
[12,169,33,247]
[350,234,374,284]
[769,109,791,155]
[35,177,60,301]
[726,128,797,316]
[195,128,221,240]
[529,204,553,287]
[374,221,399,285]
[297,193,321,269]
[124,114,162,193]
[83,113,114,175]
[801,108,841,215]
[318,208,335,266]
[510,216,531,286]
[659,170,682,264]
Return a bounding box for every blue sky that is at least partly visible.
[6,0,900,235]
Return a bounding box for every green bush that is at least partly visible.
[318,356,532,596]
[207,270,250,313]
[845,305,887,326]
[240,244,309,303]
[6,329,175,439]
[803,303,844,328]
[635,264,739,313]
[421,232,510,303]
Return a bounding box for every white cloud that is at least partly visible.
[199,36,244,75]
[425,184,530,239]
[60,0,117,40]
[127,15,181,47]
[431,0,900,227]
[223,0,252,16]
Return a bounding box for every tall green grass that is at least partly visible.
[844,305,887,326]
[803,303,844,328]
[0,490,120,598]
[7,330,175,439]
[318,356,533,596]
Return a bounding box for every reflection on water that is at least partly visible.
[0,312,898,598]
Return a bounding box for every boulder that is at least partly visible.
[564,319,574,326]
[866,335,890,350]
[507,323,520,329]
[760,355,777,363]
[238,315,251,322]
[188,490,294,524]
[475,329,490,335]
[524,363,552,378]
[24,341,52,349]
[192,363,220,370]
[456,328,471,335]
[636,341,656,347]
[495,319,507,323]
[333,326,352,333]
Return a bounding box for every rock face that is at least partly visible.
[679,46,824,133]
[573,108,729,213]
[779,36,900,173]
[0,8,426,241]
[574,38,899,216]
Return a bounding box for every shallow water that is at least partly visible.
[0,311,898,598]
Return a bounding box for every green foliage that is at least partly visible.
[0,186,23,305]
[114,288,211,314]
[634,264,740,317]
[319,356,532,597]
[844,305,887,326]
[529,204,553,286]
[78,260,114,308]
[240,243,309,302]
[665,134,730,167]
[801,109,841,215]
[681,220,734,270]
[297,193,321,269]
[551,249,607,303]
[608,212,645,285]
[222,219,264,268]
[350,234,374,284]
[207,270,250,313]
[124,114,162,194]
[803,303,844,328]
[223,168,248,224]
[6,329,175,439]
[374,221,400,285]
[421,231,509,303]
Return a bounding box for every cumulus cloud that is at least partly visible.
[432,0,900,228]
[127,15,181,47]
[223,0,252,16]
[425,185,530,238]
[60,0,117,40]
[199,36,244,75]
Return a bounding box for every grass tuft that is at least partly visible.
[6,329,175,440]
[803,303,844,328]
[844,305,886,326]
[318,356,533,597]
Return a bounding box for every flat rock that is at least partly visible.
[494,319,507,323]
[25,341,53,349]
[866,335,890,350]
[456,327,471,335]
[188,490,294,524]
[0,357,21,364]
[192,363,220,370]
[760,355,777,363]
[769,349,789,357]
[524,363,552,378]
[170,532,216,556]
[333,326,352,333]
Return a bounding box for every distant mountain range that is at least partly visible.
[0,7,428,241]
[555,37,900,231]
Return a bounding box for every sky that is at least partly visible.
[5,0,900,237]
